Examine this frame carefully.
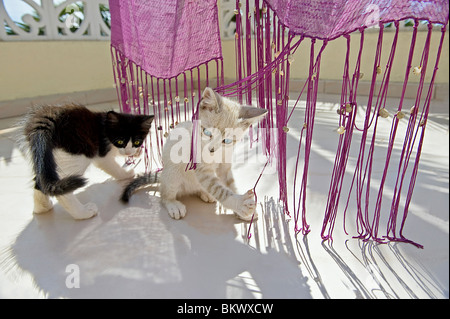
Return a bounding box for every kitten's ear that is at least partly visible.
[239,106,268,126]
[141,115,154,130]
[239,106,268,129]
[199,87,223,113]
[106,111,120,125]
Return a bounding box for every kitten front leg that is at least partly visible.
[56,193,98,220]
[160,171,187,220]
[33,189,53,214]
[217,163,237,193]
[94,153,135,180]
[198,191,216,203]
[195,165,256,220]
[222,190,256,221]
[162,199,187,220]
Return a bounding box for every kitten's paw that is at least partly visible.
[165,200,187,220]
[199,191,216,203]
[72,202,98,220]
[33,201,54,214]
[234,190,257,221]
[33,206,54,214]
[33,190,53,214]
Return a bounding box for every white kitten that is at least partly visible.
[121,87,267,221]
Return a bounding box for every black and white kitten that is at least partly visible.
[22,104,154,220]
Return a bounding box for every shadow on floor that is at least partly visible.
[1,180,311,298]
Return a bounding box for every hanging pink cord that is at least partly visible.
[246,159,271,241]
[321,30,364,242]
[384,23,446,249]
[292,39,328,235]
[110,0,448,249]
[399,25,447,242]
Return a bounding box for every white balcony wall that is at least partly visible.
[0,0,448,119]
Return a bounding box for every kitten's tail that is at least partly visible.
[120,170,161,203]
[28,130,87,196]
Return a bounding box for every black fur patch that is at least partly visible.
[120,171,160,203]
[24,104,154,196]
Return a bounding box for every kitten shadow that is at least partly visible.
[0,128,21,165]
[1,181,311,298]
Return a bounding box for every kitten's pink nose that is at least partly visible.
[125,149,136,155]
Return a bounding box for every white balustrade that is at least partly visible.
[0,0,110,41]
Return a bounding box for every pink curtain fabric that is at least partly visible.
[109,0,222,79]
[265,0,449,39]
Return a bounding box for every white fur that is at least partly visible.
[33,189,54,214]
[118,141,138,156]
[34,147,135,220]
[159,87,266,221]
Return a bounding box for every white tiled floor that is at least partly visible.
[0,96,448,298]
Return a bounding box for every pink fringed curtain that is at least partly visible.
[110,0,222,79]
[109,0,448,248]
[218,0,448,248]
[265,0,449,39]
[109,0,223,168]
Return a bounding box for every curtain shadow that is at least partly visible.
[295,235,331,299]
[254,196,445,299]
[0,182,312,298]
[342,240,445,299]
[321,240,374,299]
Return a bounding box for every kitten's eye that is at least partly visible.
[203,128,212,137]
[117,140,124,145]
[223,138,233,144]
[134,140,141,146]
